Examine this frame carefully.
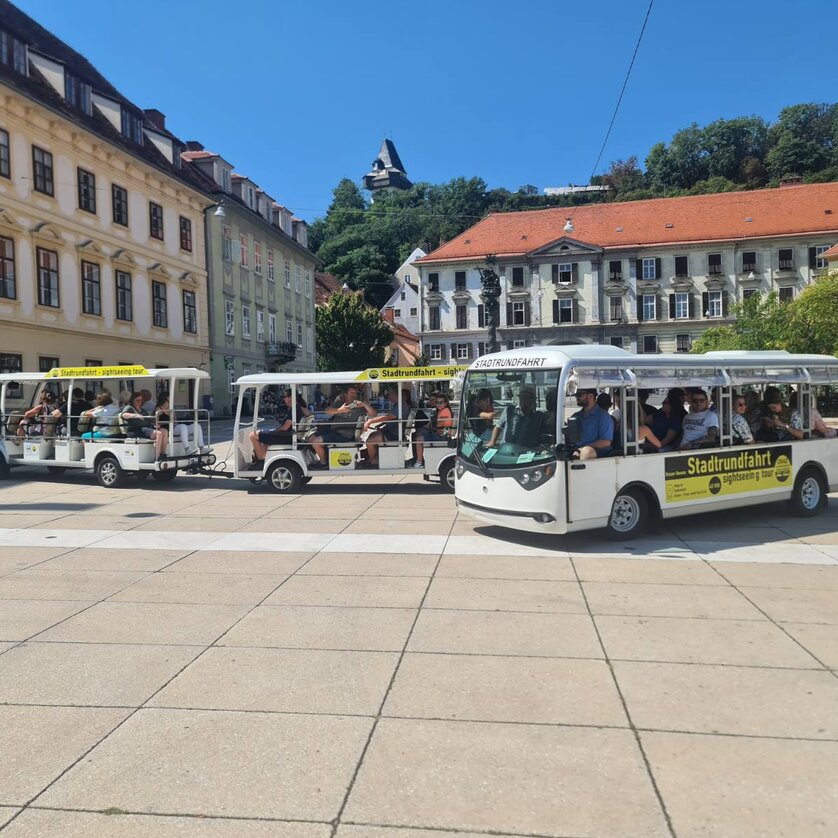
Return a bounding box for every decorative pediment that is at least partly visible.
[704,276,726,291]
[76,239,105,257]
[603,282,627,297]
[112,249,138,267]
[149,262,174,280]
[553,286,578,299]
[670,276,695,291]
[529,236,603,259]
[0,208,23,233]
[180,271,199,287]
[637,280,661,294]
[452,288,471,300]
[30,221,63,242]
[506,286,531,299]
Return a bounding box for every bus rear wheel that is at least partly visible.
[439,461,456,493]
[95,455,125,489]
[267,461,302,494]
[606,487,647,540]
[790,467,825,517]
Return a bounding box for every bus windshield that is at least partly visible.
[459,369,559,469]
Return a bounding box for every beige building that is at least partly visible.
[0,3,213,391]
[415,183,838,359]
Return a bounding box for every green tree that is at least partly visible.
[786,272,838,356]
[692,293,790,353]
[315,290,393,371]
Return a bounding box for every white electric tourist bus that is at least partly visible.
[454,345,838,539]
[232,366,466,493]
[0,365,214,487]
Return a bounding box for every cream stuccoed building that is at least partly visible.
[415,183,838,360]
[0,1,213,385]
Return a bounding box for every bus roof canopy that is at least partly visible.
[0,366,209,383]
[236,365,468,387]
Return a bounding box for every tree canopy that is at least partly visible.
[314,290,393,371]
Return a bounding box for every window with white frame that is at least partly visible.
[455,342,470,359]
[707,290,722,317]
[222,226,232,261]
[609,296,623,321]
[268,313,276,343]
[676,334,691,352]
[297,323,303,347]
[815,245,830,269]
[394,308,402,318]
[512,301,526,325]
[512,340,526,349]
[256,309,264,342]
[409,307,418,317]
[642,294,656,320]
[642,335,658,353]
[254,243,262,275]
[558,298,573,323]
[284,259,291,288]
[558,263,573,284]
[295,264,301,293]
[708,253,722,275]
[674,291,689,319]
[642,258,656,280]
[225,300,235,336]
[239,235,249,267]
[286,319,293,343]
[609,336,624,348]
[779,286,794,304]
[267,249,274,280]
[242,306,251,338]
[429,344,442,360]
[304,271,311,297]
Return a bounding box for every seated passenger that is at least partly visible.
[466,388,497,442]
[414,392,455,468]
[248,390,311,465]
[308,385,376,469]
[80,392,121,439]
[120,392,153,438]
[17,390,56,437]
[788,391,836,439]
[638,389,658,420]
[140,389,156,414]
[648,387,686,450]
[489,388,546,449]
[757,387,803,442]
[53,388,92,437]
[152,395,208,459]
[627,403,664,451]
[731,392,755,445]
[571,388,614,460]
[363,388,413,468]
[679,389,719,450]
[744,390,762,434]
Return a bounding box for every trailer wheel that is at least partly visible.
[152,469,177,483]
[95,455,125,489]
[790,467,825,517]
[266,461,302,494]
[606,487,647,540]
[439,461,456,493]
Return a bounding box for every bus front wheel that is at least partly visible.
[606,487,647,540]
[267,461,302,494]
[790,467,826,517]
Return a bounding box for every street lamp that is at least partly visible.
[477,254,502,354]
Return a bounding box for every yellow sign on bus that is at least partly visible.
[46,365,150,379]
[355,366,468,382]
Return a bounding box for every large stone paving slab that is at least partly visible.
[109,571,289,605]
[0,569,146,601]
[1,810,330,837]
[343,717,669,836]
[0,642,201,706]
[36,708,373,822]
[0,705,129,804]
[0,599,93,641]
[263,575,428,608]
[423,577,587,613]
[642,731,838,837]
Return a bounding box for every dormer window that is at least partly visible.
[120,110,144,145]
[219,167,231,192]
[1,31,28,76]
[64,73,92,115]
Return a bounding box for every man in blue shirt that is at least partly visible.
[572,388,614,460]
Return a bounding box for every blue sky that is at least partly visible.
[15,0,838,221]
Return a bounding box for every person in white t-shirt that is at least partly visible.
[679,389,719,449]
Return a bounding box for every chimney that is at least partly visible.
[382,307,395,324]
[185,140,205,151]
[144,109,166,130]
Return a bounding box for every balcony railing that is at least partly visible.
[266,341,297,364]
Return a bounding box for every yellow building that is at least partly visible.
[0,3,213,387]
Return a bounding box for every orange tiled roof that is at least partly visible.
[181,150,217,161]
[823,243,838,261]
[417,183,838,264]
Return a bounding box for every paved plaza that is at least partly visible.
[0,456,837,836]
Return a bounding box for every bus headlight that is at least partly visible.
[520,473,530,485]
[457,462,465,478]
[532,469,543,482]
